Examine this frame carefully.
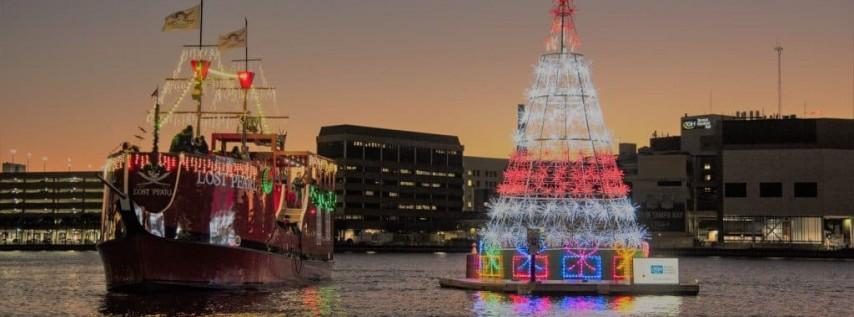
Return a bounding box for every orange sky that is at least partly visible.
[1,0,853,171]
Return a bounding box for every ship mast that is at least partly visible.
[191,0,208,138]
[242,18,250,153]
[154,3,288,153]
[197,0,204,136]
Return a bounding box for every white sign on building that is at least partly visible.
[633,258,679,284]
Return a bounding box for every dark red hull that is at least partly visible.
[97,233,332,291]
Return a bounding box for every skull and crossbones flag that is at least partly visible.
[218,28,247,51]
[162,5,201,32]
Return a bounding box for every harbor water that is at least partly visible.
[0,251,852,316]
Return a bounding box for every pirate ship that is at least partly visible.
[97,3,336,291]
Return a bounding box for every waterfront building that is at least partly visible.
[2,163,26,173]
[462,156,507,213]
[317,125,467,246]
[621,145,693,248]
[627,113,854,248]
[0,170,102,247]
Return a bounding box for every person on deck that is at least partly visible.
[194,136,209,154]
[229,146,241,159]
[169,126,194,153]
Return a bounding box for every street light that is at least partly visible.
[42,157,47,172]
[66,158,72,172]
[10,149,17,164]
[26,153,31,172]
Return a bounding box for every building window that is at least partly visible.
[759,182,783,198]
[657,181,681,187]
[704,174,712,181]
[724,183,746,197]
[467,179,473,187]
[317,141,344,158]
[400,146,415,163]
[703,163,711,170]
[794,182,817,198]
[416,147,431,164]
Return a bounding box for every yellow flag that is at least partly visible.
[162,5,201,32]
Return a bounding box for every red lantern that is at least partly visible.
[190,59,211,80]
[237,70,255,89]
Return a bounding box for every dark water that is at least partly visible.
[0,251,852,316]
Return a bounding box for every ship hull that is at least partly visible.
[97,233,332,292]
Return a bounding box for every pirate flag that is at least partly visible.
[162,5,201,32]
[217,28,247,51]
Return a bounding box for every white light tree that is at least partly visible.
[479,0,647,279]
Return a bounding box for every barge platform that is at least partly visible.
[439,278,700,295]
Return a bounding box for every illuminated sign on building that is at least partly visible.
[682,117,712,130]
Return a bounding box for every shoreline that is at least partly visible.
[3,244,854,259]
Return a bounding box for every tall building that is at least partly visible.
[317,125,466,245]
[0,171,103,247]
[632,113,854,248]
[462,156,507,213]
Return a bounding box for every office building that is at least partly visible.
[317,125,466,245]
[462,156,507,213]
[0,170,103,247]
[629,113,854,248]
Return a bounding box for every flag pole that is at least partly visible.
[199,0,204,49]
[245,17,249,72]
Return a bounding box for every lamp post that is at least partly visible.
[10,149,17,164]
[42,157,47,172]
[26,153,31,172]
[66,158,72,172]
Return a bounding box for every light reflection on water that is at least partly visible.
[471,291,682,316]
[0,251,852,316]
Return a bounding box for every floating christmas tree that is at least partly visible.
[478,0,647,281]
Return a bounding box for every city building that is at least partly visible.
[317,125,468,246]
[628,113,854,248]
[462,156,507,213]
[621,144,693,248]
[0,170,103,247]
[2,163,26,173]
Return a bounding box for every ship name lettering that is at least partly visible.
[196,171,256,191]
[133,187,172,197]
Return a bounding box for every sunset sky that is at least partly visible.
[1,0,852,171]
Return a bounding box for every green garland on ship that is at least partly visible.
[309,185,336,212]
